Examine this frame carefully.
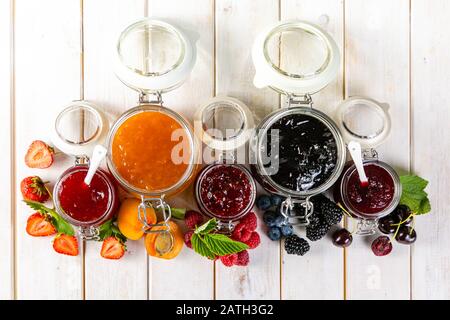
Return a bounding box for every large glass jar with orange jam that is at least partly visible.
[107,18,199,233]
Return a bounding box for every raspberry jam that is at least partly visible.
[196,164,255,220]
[265,114,338,192]
[346,164,395,215]
[56,167,117,225]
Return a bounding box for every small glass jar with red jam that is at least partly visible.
[51,101,118,239]
[334,97,402,235]
[194,97,256,231]
[251,20,346,225]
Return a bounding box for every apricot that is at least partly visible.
[145,220,183,259]
[117,198,156,240]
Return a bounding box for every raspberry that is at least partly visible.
[220,253,238,267]
[231,223,252,242]
[240,212,257,231]
[244,231,260,249]
[184,230,194,249]
[236,250,250,266]
[185,210,204,229]
[371,236,393,256]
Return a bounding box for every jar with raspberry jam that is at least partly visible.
[51,102,118,239]
[334,97,402,235]
[193,97,256,232]
[107,19,200,239]
[250,20,346,226]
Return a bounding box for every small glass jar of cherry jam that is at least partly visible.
[334,97,401,235]
[194,97,256,231]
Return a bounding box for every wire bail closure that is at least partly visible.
[78,226,100,240]
[138,195,172,233]
[286,93,313,108]
[280,196,314,226]
[139,91,163,106]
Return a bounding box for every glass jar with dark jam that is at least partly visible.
[194,97,256,230]
[251,20,345,225]
[334,96,401,235]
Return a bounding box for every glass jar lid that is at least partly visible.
[193,96,254,151]
[252,20,340,95]
[113,19,196,93]
[51,101,109,156]
[335,96,391,149]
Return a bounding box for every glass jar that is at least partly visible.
[193,96,256,231]
[334,96,401,235]
[108,18,200,234]
[51,101,117,239]
[251,20,345,226]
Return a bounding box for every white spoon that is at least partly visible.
[84,145,107,186]
[348,141,369,187]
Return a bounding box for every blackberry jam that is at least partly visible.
[265,113,338,192]
[195,164,256,221]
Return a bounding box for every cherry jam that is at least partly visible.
[265,114,338,192]
[57,168,116,224]
[345,164,395,215]
[197,164,255,220]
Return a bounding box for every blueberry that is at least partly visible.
[280,224,293,237]
[270,194,283,207]
[274,215,286,228]
[263,210,277,227]
[268,227,281,241]
[256,195,272,210]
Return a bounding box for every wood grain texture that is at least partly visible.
[215,0,280,300]
[345,0,411,299]
[14,0,83,299]
[411,0,450,300]
[83,0,148,300]
[0,0,13,300]
[147,0,215,300]
[280,0,345,300]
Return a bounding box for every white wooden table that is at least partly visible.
[1,0,449,300]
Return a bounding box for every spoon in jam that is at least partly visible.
[84,145,107,186]
[348,141,369,187]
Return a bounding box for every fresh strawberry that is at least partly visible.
[20,176,50,202]
[240,212,257,231]
[26,212,56,237]
[244,231,261,249]
[220,253,238,267]
[24,140,54,169]
[185,210,204,229]
[100,236,125,260]
[53,234,79,256]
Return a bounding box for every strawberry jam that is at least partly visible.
[346,163,395,215]
[197,164,255,220]
[57,167,116,224]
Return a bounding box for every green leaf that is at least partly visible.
[98,219,127,243]
[171,207,186,220]
[24,200,75,236]
[195,218,217,235]
[202,233,248,256]
[399,175,431,215]
[191,233,216,259]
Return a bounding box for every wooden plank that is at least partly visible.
[15,0,83,299]
[214,0,280,300]
[280,0,345,300]
[147,0,215,300]
[411,0,450,299]
[0,0,13,300]
[82,0,148,300]
[345,0,410,299]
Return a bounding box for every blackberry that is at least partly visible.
[311,194,343,226]
[307,212,321,228]
[306,222,331,241]
[284,235,310,256]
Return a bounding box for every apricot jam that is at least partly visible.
[112,111,191,192]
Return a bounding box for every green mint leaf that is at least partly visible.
[24,200,75,236]
[399,175,431,215]
[191,233,216,259]
[202,233,248,256]
[195,218,217,235]
[171,208,186,220]
[98,219,113,240]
